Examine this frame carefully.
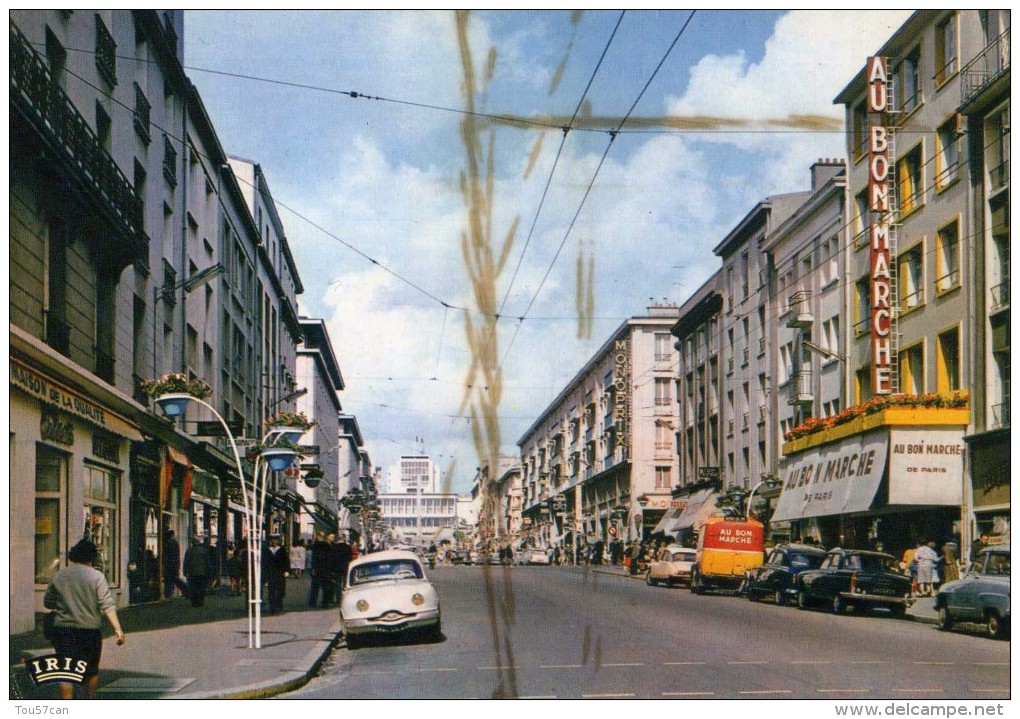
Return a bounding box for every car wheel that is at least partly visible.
[936,606,953,631]
[773,588,785,606]
[832,595,845,615]
[986,611,1007,639]
[646,571,655,586]
[426,621,443,643]
[797,590,809,610]
[345,632,360,650]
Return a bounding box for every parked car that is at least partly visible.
[528,548,552,565]
[796,548,913,617]
[646,545,697,587]
[341,550,441,648]
[744,543,827,605]
[449,550,470,565]
[934,543,1010,638]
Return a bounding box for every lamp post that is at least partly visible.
[746,475,782,522]
[154,393,296,649]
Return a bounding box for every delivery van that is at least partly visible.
[691,515,765,594]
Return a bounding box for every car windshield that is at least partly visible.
[790,553,823,569]
[349,559,424,586]
[673,551,696,562]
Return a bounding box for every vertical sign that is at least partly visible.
[613,337,631,452]
[867,56,893,395]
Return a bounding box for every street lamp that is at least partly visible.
[154,392,296,649]
[746,475,782,522]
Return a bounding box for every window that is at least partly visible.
[854,189,869,249]
[163,134,178,187]
[654,466,671,490]
[95,102,111,151]
[897,144,924,216]
[935,14,959,86]
[936,327,960,393]
[854,278,870,337]
[46,221,70,355]
[727,328,734,374]
[855,366,872,404]
[899,243,925,311]
[936,220,960,293]
[654,378,672,407]
[897,46,922,112]
[987,107,1010,194]
[935,118,960,189]
[94,13,117,86]
[851,102,868,161]
[821,316,840,359]
[899,342,925,395]
[84,464,119,585]
[654,333,671,362]
[134,83,151,143]
[779,342,795,385]
[45,27,67,88]
[35,446,67,585]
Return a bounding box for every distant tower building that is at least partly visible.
[389,454,439,494]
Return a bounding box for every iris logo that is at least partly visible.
[25,654,89,686]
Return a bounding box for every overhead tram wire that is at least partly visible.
[497,10,699,371]
[496,10,626,319]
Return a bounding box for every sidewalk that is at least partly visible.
[10,575,344,700]
[587,563,940,623]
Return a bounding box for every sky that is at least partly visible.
[184,10,914,496]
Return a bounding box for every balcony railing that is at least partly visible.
[990,281,1010,313]
[788,369,814,406]
[854,316,870,337]
[989,159,1010,194]
[10,21,145,256]
[961,28,1010,105]
[936,269,960,293]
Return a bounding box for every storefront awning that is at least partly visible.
[771,431,888,523]
[651,508,682,535]
[674,488,719,531]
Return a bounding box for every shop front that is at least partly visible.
[966,427,1011,545]
[10,353,143,633]
[773,412,968,560]
[668,479,722,547]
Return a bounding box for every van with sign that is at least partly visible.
[690,515,765,594]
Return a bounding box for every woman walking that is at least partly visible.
[44,539,126,699]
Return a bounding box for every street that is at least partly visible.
[287,566,1011,700]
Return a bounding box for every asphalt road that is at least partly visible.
[288,565,1011,701]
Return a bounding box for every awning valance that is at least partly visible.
[675,488,719,531]
[651,508,682,535]
[771,431,888,523]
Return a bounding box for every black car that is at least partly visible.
[744,544,826,605]
[797,548,914,617]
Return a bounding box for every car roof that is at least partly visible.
[827,547,894,559]
[777,543,827,555]
[982,543,1010,553]
[349,549,422,568]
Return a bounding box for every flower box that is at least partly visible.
[783,404,970,455]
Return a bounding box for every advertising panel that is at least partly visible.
[888,429,965,505]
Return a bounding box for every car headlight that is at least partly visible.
[356,599,369,612]
[412,593,425,606]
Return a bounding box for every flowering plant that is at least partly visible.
[784,392,968,441]
[259,437,303,454]
[141,372,212,399]
[264,411,314,430]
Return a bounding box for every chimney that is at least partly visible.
[811,157,845,190]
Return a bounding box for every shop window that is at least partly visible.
[898,244,925,312]
[899,342,925,395]
[35,446,67,585]
[936,220,960,293]
[897,144,924,217]
[936,327,961,393]
[84,464,119,586]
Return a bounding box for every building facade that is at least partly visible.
[518,304,681,552]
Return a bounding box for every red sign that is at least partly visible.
[867,56,893,395]
[701,520,764,553]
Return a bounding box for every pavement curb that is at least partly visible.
[172,619,346,700]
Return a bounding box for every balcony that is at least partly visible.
[961,28,1010,106]
[786,291,813,329]
[758,337,766,356]
[788,369,814,406]
[992,400,1010,429]
[989,159,1010,195]
[10,21,147,266]
[990,281,1010,315]
[758,404,767,424]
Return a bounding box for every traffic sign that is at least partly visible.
[698,466,721,479]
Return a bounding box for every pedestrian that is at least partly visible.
[914,539,938,597]
[162,529,181,598]
[226,542,243,596]
[307,531,329,608]
[941,542,960,584]
[592,539,604,566]
[43,539,126,699]
[182,536,212,606]
[290,539,306,579]
[321,533,340,607]
[264,535,289,614]
[970,533,990,566]
[335,533,354,599]
[627,541,641,576]
[208,539,221,590]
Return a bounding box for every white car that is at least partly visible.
[528,549,552,565]
[341,550,441,648]
[647,545,698,586]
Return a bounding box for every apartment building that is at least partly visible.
[518,304,681,550]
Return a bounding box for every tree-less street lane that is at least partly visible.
[288,566,1010,700]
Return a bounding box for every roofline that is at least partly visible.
[833,11,930,106]
[299,317,344,391]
